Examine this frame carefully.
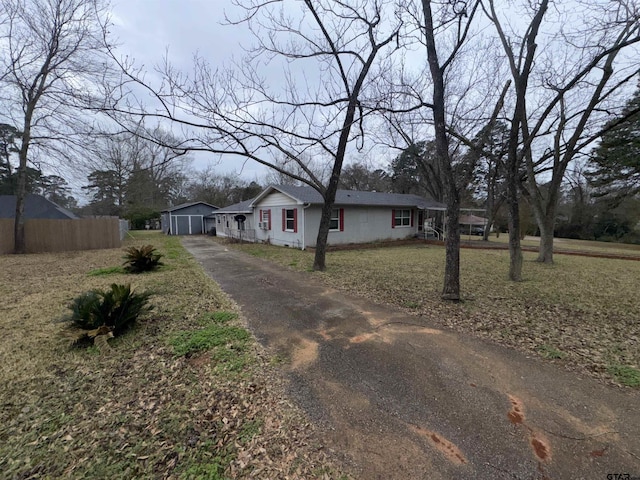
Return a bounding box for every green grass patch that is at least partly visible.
[87,265,125,276]
[238,419,263,444]
[180,460,227,480]
[607,364,640,387]
[171,311,250,358]
[536,344,566,360]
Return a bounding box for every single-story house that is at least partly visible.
[0,194,78,219]
[161,201,218,235]
[213,185,446,249]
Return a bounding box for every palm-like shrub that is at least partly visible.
[123,245,163,273]
[62,284,152,342]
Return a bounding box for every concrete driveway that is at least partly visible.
[182,236,640,480]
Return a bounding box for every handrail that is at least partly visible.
[424,226,442,240]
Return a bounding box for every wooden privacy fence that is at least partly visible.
[0,217,121,254]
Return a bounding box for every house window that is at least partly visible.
[285,209,295,231]
[329,209,340,231]
[394,209,411,227]
[260,209,271,230]
[329,208,344,231]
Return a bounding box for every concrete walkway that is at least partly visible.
[182,236,640,480]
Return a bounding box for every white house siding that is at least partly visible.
[254,196,304,248]
[304,205,417,247]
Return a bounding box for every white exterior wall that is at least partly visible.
[304,205,417,247]
[254,194,304,248]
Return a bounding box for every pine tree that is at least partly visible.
[588,88,640,205]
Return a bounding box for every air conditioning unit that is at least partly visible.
[258,222,268,230]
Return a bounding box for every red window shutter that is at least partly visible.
[267,209,271,230]
[411,209,414,227]
[392,209,395,228]
[339,208,344,232]
[259,209,263,225]
[293,208,298,233]
[282,208,286,231]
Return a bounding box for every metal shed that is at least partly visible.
[161,201,218,235]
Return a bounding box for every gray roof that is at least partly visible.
[207,198,254,217]
[162,201,218,213]
[257,185,446,210]
[0,194,78,220]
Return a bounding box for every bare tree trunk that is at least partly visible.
[537,216,554,263]
[422,0,460,300]
[14,108,34,254]
[13,164,27,254]
[482,175,496,242]
[506,180,522,281]
[313,198,334,271]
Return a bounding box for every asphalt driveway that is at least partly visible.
[182,236,640,480]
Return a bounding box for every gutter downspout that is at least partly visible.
[301,203,311,250]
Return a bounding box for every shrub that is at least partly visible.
[123,245,164,273]
[61,284,152,343]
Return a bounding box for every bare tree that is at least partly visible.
[83,126,191,216]
[484,0,640,267]
[107,0,404,271]
[415,0,481,299]
[0,0,113,252]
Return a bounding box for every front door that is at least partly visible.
[418,210,424,231]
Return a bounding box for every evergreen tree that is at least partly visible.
[588,88,640,205]
[0,124,20,194]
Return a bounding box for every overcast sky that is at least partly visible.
[110,0,268,181]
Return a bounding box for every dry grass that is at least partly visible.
[0,231,349,479]
[481,234,640,257]
[228,239,640,387]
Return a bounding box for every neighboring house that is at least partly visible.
[213,185,446,249]
[161,201,218,235]
[0,194,78,220]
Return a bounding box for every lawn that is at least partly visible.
[228,239,640,387]
[0,232,348,479]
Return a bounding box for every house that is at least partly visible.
[0,194,78,220]
[213,185,446,249]
[161,201,218,235]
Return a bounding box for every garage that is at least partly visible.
[160,201,218,235]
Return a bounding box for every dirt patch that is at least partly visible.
[507,395,525,425]
[290,337,319,370]
[408,424,468,465]
[349,332,377,344]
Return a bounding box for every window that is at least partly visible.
[285,209,295,231]
[329,208,344,231]
[260,209,271,230]
[329,209,340,231]
[394,209,411,227]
